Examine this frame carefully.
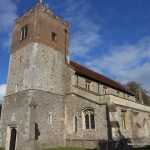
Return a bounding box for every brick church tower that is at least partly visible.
[1,2,71,150]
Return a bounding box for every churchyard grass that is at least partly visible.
[43,148,92,150]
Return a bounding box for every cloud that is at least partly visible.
[0,0,18,50]
[0,84,6,103]
[62,0,102,58]
[120,63,150,92]
[1,32,13,50]
[0,13,17,32]
[85,37,150,93]
[0,0,17,32]
[0,0,17,13]
[57,1,150,93]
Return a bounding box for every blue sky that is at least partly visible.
[0,0,150,101]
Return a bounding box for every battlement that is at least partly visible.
[15,2,69,27]
[11,1,70,57]
[15,8,34,23]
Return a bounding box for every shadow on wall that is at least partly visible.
[35,123,40,140]
[95,128,150,150]
[102,105,133,149]
[95,138,133,150]
[95,126,133,150]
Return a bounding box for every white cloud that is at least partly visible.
[71,26,101,57]
[0,0,17,32]
[85,37,150,93]
[120,63,150,93]
[60,1,150,94]
[0,0,17,13]
[63,0,102,58]
[0,0,18,50]
[1,32,13,50]
[0,13,17,32]
[0,84,6,103]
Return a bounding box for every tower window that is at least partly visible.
[83,109,95,129]
[52,32,57,42]
[20,25,28,40]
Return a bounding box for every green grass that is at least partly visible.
[0,147,92,150]
[43,148,92,150]
[131,145,150,150]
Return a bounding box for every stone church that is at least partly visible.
[1,1,150,150]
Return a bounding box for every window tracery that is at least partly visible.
[83,109,95,129]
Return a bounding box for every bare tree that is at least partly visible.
[125,81,150,106]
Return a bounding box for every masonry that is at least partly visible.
[1,2,150,150]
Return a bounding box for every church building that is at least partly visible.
[1,2,150,150]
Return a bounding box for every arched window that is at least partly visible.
[83,109,95,129]
[90,113,95,129]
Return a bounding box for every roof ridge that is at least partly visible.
[70,61,112,80]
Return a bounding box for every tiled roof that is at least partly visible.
[70,61,134,96]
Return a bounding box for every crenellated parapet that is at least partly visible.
[15,2,69,27]
[12,1,70,59]
[46,9,53,17]
[15,8,34,23]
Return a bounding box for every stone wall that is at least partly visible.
[65,94,108,149]
[73,74,139,103]
[1,89,67,150]
[1,90,30,149]
[116,105,150,139]
[2,38,73,149]
[6,43,68,96]
[31,90,66,149]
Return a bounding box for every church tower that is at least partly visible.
[7,2,70,95]
[1,2,71,150]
